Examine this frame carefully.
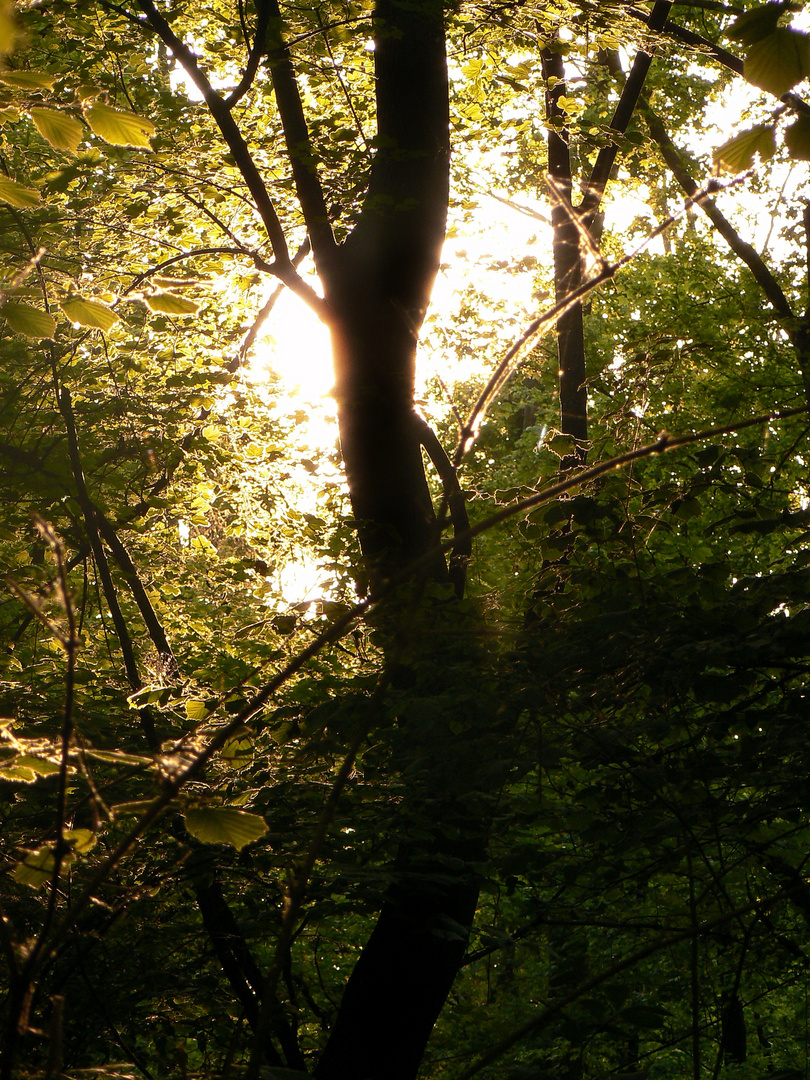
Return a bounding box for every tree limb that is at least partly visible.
[264,0,337,268]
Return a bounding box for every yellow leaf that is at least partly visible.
[146,291,199,315]
[0,176,40,208]
[83,103,155,148]
[30,107,84,153]
[61,296,120,331]
[3,302,56,339]
[0,70,55,90]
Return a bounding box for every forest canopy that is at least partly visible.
[3,1,810,1078]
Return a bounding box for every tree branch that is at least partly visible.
[580,1,673,225]
[133,0,291,266]
[263,0,337,268]
[628,6,744,75]
[413,414,470,597]
[225,0,273,109]
[57,383,159,749]
[640,100,810,405]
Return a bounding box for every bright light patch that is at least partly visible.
[253,287,334,402]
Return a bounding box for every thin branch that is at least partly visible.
[246,674,390,1079]
[413,414,471,597]
[640,100,810,406]
[641,104,793,320]
[627,6,744,75]
[227,238,311,372]
[122,246,250,295]
[225,0,273,109]
[29,520,79,959]
[580,1,673,225]
[57,383,159,748]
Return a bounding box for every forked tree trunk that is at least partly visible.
[309,2,490,1076]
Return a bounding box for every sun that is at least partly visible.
[252,283,335,402]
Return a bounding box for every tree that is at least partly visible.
[4,1,810,1078]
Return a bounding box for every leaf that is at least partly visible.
[0,70,55,90]
[185,699,212,721]
[0,0,17,55]
[30,107,84,153]
[744,28,810,96]
[146,291,200,315]
[14,848,53,888]
[184,807,268,850]
[727,2,799,45]
[3,302,56,339]
[83,103,155,148]
[64,828,97,853]
[0,176,40,208]
[14,755,60,776]
[713,124,776,172]
[0,106,19,124]
[61,296,120,330]
[785,115,810,159]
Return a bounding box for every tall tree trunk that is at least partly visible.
[311,3,493,1076]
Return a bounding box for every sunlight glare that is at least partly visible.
[252,287,334,402]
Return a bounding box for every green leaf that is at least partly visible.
[83,103,155,148]
[185,699,212,721]
[61,296,120,330]
[3,302,56,339]
[64,828,97,853]
[13,846,68,889]
[727,2,799,45]
[29,107,84,153]
[0,176,40,208]
[713,124,777,172]
[0,70,55,90]
[0,106,19,124]
[744,28,810,96]
[14,755,60,776]
[184,807,268,850]
[146,292,200,315]
[785,115,810,159]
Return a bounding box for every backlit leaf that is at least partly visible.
[13,846,57,889]
[30,107,84,153]
[0,0,16,54]
[727,2,799,45]
[83,103,155,148]
[14,755,60,776]
[146,291,199,315]
[185,699,211,721]
[64,828,97,853]
[713,124,776,172]
[0,176,40,208]
[184,807,268,850]
[61,296,120,330]
[3,303,56,339]
[744,28,810,96]
[0,70,55,90]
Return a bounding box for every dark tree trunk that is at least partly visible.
[541,47,588,452]
[311,3,491,1076]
